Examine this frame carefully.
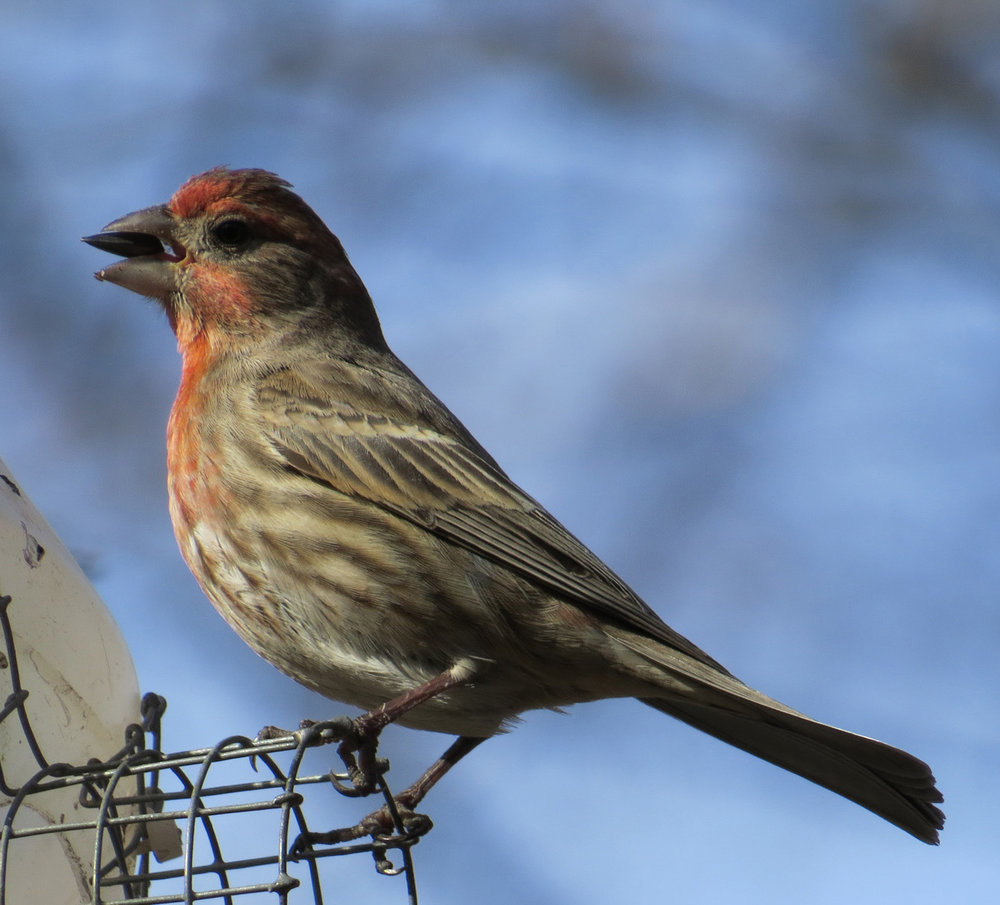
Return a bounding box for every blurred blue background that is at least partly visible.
[1,1,998,901]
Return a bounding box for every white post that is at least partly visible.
[0,457,142,904]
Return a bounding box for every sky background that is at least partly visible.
[2,0,998,901]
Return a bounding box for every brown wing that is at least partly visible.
[255,363,731,675]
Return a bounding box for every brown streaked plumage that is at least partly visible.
[84,167,944,844]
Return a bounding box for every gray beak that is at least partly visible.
[83,204,182,299]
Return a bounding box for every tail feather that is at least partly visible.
[641,695,944,844]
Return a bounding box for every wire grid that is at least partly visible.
[0,593,431,904]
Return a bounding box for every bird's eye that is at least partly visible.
[211,218,251,249]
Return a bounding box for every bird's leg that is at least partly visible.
[337,663,476,795]
[295,735,486,848]
[392,734,486,811]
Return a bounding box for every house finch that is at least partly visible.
[84,167,943,844]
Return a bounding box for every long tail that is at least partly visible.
[640,693,943,843]
[614,630,944,843]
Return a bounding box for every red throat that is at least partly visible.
[166,328,218,520]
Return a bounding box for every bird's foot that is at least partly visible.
[291,799,432,851]
[331,710,393,796]
[255,718,320,742]
[260,666,474,795]
[255,718,388,795]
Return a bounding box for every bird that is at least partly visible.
[83,167,943,844]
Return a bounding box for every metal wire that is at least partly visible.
[0,591,432,903]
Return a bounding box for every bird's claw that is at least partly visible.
[332,712,392,796]
[329,756,390,797]
[256,718,325,743]
[255,724,295,742]
[255,717,388,795]
[290,803,433,852]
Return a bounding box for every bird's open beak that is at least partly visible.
[82,204,184,299]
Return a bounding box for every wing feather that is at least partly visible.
[256,365,729,673]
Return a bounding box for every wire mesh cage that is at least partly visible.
[0,592,432,905]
